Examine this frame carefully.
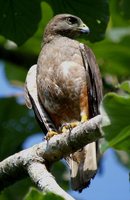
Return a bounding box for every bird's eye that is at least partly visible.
[67,17,77,25]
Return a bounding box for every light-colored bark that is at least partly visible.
[27,162,75,200]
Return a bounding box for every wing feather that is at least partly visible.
[69,44,103,191]
[79,43,103,118]
[24,65,56,134]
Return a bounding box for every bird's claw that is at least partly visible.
[45,131,59,140]
[61,122,79,133]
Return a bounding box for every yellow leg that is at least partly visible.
[81,113,88,122]
[45,131,59,140]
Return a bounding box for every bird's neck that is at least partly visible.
[43,32,61,44]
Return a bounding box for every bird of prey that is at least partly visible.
[25,14,102,191]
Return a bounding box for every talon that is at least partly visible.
[61,121,79,133]
[62,125,70,133]
[69,121,79,128]
[45,131,59,140]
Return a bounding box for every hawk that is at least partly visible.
[25,14,102,191]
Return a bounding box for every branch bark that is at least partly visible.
[0,115,102,199]
[27,162,75,200]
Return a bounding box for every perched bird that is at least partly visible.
[25,14,102,191]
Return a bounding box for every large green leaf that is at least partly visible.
[45,0,109,42]
[0,0,41,45]
[24,188,64,200]
[100,92,130,151]
[18,1,53,55]
[0,97,40,160]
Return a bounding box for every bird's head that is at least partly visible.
[44,14,90,42]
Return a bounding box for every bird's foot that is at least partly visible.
[61,121,79,133]
[45,131,59,140]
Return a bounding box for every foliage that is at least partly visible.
[0,0,130,199]
[0,97,40,160]
[100,81,130,152]
[100,80,130,171]
[45,0,109,42]
[0,0,109,45]
[24,188,64,200]
[0,179,33,200]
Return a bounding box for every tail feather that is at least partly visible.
[68,142,97,191]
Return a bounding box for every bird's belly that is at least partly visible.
[43,86,81,126]
[42,63,87,127]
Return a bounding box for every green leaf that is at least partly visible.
[0,98,40,160]
[100,92,130,151]
[108,126,130,150]
[45,0,109,42]
[119,81,130,93]
[0,179,33,200]
[24,188,64,200]
[0,0,41,45]
[17,1,53,55]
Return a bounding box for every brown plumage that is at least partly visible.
[25,14,103,191]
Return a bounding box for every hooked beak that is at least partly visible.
[78,23,90,34]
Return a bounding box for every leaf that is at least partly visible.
[0,97,40,160]
[0,0,41,45]
[108,126,130,150]
[24,188,64,200]
[45,0,109,42]
[100,92,130,151]
[17,1,53,55]
[0,179,33,200]
[119,81,130,93]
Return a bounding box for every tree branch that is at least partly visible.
[0,115,102,199]
[27,162,75,200]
